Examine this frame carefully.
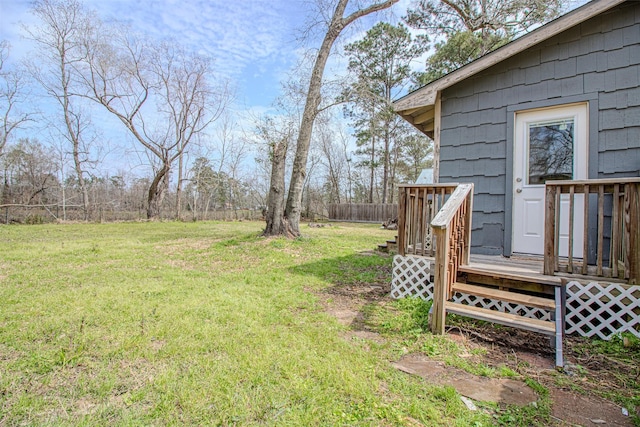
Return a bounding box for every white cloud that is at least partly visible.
[90,0,300,86]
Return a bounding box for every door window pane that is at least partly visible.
[527,118,574,184]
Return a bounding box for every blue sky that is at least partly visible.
[0,0,319,110]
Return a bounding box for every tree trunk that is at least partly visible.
[369,134,376,203]
[147,164,170,219]
[62,65,90,221]
[72,146,90,221]
[277,0,399,237]
[389,138,399,204]
[283,29,332,235]
[382,125,390,203]
[175,151,184,220]
[263,138,294,237]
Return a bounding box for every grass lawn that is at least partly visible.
[0,221,492,426]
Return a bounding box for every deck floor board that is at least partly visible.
[466,254,562,284]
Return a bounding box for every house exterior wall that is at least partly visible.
[438,1,640,255]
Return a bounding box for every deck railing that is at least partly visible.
[429,183,474,334]
[397,183,459,257]
[544,178,640,285]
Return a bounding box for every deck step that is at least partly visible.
[458,264,561,287]
[444,301,556,335]
[378,239,397,253]
[451,282,555,310]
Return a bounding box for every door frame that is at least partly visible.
[504,95,598,257]
[512,102,588,256]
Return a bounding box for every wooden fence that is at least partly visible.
[328,203,397,223]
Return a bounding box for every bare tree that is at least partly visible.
[186,156,217,220]
[1,138,58,210]
[214,114,249,218]
[1,41,33,158]
[80,28,231,219]
[317,115,343,204]
[263,0,399,237]
[26,0,97,220]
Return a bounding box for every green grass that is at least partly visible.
[0,221,495,426]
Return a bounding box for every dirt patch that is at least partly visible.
[150,339,166,352]
[550,388,632,426]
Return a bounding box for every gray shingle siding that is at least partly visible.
[438,1,640,255]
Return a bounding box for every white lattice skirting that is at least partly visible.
[564,280,640,339]
[391,255,640,340]
[391,255,434,300]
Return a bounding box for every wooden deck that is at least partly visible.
[463,254,561,295]
[468,254,631,285]
[468,254,547,277]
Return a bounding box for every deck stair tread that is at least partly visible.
[377,236,398,253]
[458,264,562,286]
[444,301,556,335]
[451,282,556,310]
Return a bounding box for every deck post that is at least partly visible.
[544,185,557,276]
[625,182,639,284]
[431,227,449,335]
[553,285,565,368]
[397,187,406,256]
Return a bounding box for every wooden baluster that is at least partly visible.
[407,193,413,254]
[463,188,473,265]
[449,219,456,297]
[568,185,574,273]
[412,189,420,255]
[428,188,435,256]
[449,215,457,299]
[597,185,604,276]
[398,187,406,256]
[417,189,422,256]
[421,188,427,256]
[611,184,620,278]
[431,189,439,256]
[582,184,590,275]
[417,190,424,256]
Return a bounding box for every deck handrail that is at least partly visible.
[397,183,459,257]
[430,183,474,334]
[544,178,640,285]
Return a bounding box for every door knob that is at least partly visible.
[516,188,522,193]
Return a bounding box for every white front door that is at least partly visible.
[512,103,588,256]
